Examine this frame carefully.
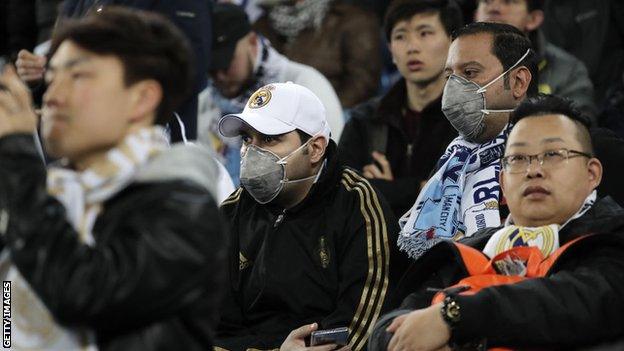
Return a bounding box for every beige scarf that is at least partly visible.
[1,126,169,350]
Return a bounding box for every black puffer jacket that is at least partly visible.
[0,134,228,350]
[370,196,624,350]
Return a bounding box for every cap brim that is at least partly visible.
[219,112,296,137]
[211,43,237,71]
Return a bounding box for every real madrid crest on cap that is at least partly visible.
[248,86,273,109]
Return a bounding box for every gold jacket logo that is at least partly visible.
[248,88,272,109]
[318,236,330,268]
[239,252,252,270]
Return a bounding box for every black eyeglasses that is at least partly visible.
[501,148,592,174]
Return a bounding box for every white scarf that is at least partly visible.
[0,126,169,350]
[482,190,597,259]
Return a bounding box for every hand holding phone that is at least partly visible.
[310,327,349,347]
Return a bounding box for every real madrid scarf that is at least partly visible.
[398,125,510,260]
[483,190,597,259]
[0,126,169,350]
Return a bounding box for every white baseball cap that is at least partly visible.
[218,82,331,141]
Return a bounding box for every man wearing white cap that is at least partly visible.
[216,82,406,351]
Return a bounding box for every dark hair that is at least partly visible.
[384,0,463,41]
[510,94,593,154]
[296,129,312,144]
[476,0,543,11]
[452,22,538,96]
[526,0,544,11]
[49,7,194,126]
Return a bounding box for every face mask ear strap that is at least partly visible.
[481,108,516,115]
[281,173,317,184]
[276,133,319,165]
[476,48,532,94]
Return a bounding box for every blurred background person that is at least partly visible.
[13,0,213,143]
[253,0,382,109]
[542,0,624,108]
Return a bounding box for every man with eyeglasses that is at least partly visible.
[368,94,624,350]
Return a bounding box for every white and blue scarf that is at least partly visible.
[398,125,510,259]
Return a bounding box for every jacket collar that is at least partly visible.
[562,196,624,241]
[376,79,443,130]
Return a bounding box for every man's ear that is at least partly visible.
[525,10,545,32]
[248,32,258,53]
[512,66,531,99]
[588,158,603,191]
[309,136,327,164]
[128,79,162,124]
[499,167,507,198]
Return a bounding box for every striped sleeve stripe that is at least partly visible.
[220,187,243,207]
[341,169,390,351]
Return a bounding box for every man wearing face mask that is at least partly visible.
[398,22,538,260]
[216,82,407,351]
[398,21,624,261]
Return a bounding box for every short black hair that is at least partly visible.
[526,0,544,11]
[384,0,463,41]
[49,7,194,126]
[296,129,312,144]
[476,0,543,11]
[453,22,539,96]
[510,94,593,154]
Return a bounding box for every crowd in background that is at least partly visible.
[1,0,624,350]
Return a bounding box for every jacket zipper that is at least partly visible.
[405,143,414,172]
[274,209,286,228]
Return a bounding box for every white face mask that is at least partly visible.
[239,137,319,204]
[441,49,531,142]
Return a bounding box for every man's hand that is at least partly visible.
[15,49,46,83]
[0,65,38,137]
[362,151,394,180]
[280,323,350,351]
[387,304,451,351]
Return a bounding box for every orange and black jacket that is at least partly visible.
[373,196,624,350]
[217,142,410,351]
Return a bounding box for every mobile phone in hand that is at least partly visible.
[310,327,349,346]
